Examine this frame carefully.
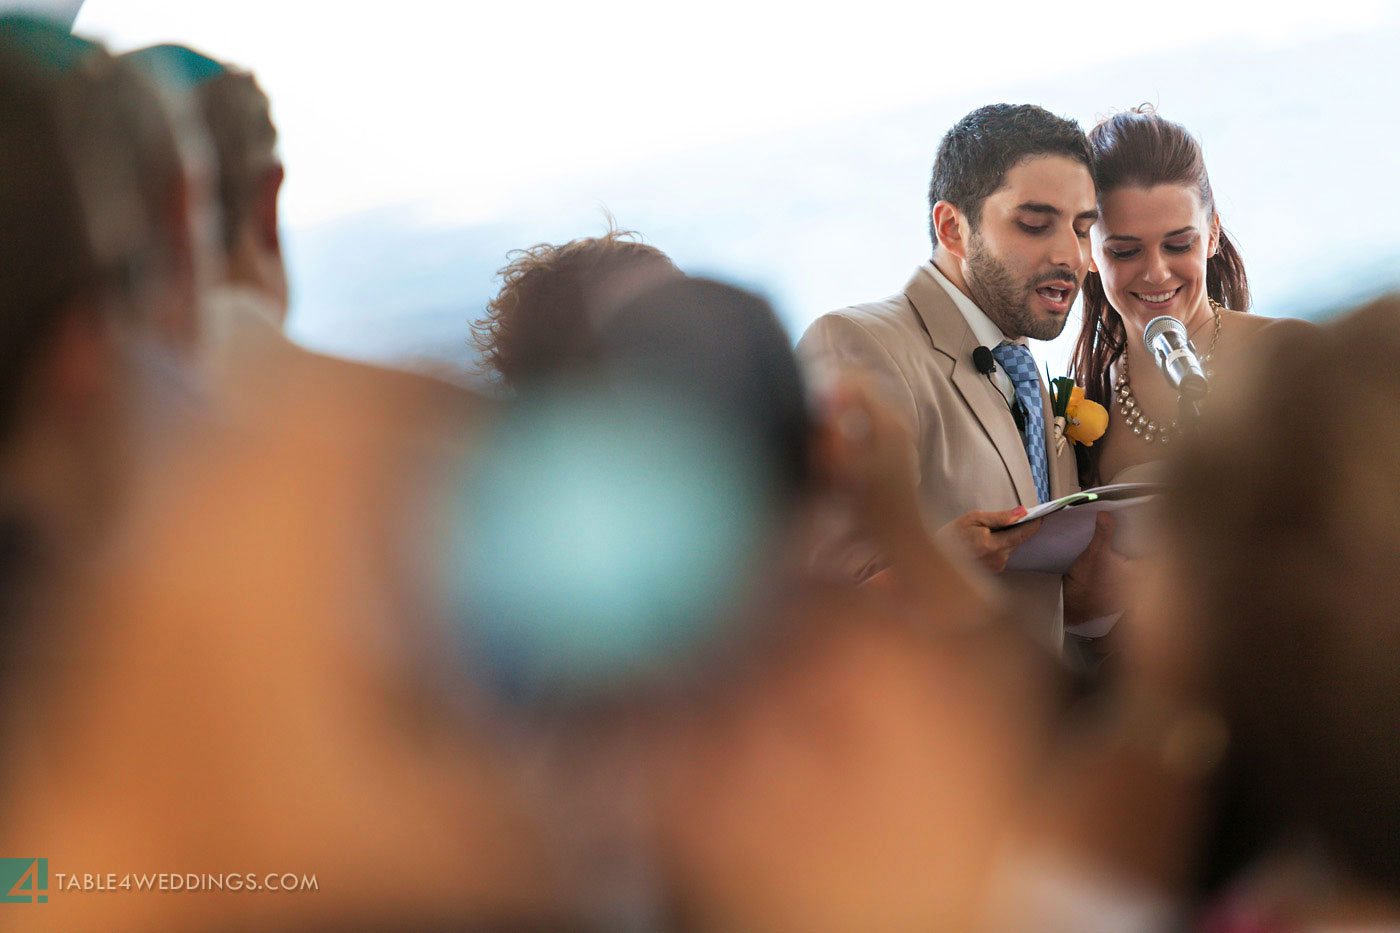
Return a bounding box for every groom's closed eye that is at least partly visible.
[1018,221,1093,240]
[1015,202,1098,238]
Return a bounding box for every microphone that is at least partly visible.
[972,346,1025,432]
[1143,316,1209,401]
[972,345,996,376]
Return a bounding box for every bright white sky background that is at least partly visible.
[77,0,1391,230]
[25,0,1393,379]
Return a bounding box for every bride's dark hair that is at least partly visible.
[1070,105,1251,485]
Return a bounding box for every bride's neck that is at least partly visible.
[1180,294,1215,338]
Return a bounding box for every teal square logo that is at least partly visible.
[1,858,48,904]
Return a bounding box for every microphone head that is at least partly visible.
[1143,315,1188,355]
[972,346,996,375]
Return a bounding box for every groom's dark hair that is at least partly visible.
[928,103,1091,248]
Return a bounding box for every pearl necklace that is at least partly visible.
[1113,300,1223,445]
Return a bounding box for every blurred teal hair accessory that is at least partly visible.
[0,13,98,73]
[124,43,227,88]
[443,383,773,701]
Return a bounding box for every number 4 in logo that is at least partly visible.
[2,858,48,904]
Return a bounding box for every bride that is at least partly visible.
[1070,105,1312,487]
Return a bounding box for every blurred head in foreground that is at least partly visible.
[471,225,681,393]
[1,27,545,933]
[0,16,199,629]
[454,276,810,700]
[125,43,288,322]
[1161,293,1400,922]
[0,326,557,933]
[452,276,1050,931]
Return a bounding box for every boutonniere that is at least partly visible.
[1047,369,1108,455]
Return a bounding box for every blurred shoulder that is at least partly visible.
[301,351,485,428]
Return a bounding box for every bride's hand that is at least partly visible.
[1064,512,1133,626]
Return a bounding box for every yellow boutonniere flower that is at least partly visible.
[1064,386,1108,447]
[1048,374,1109,451]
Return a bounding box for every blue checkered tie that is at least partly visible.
[990,341,1050,504]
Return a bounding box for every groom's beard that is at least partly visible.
[965,239,1073,342]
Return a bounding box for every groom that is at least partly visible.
[798,103,1114,648]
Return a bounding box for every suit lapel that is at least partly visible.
[904,264,1040,507]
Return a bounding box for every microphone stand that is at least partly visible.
[1176,391,1205,436]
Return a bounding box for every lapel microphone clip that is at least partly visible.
[972,345,996,376]
[973,346,1026,433]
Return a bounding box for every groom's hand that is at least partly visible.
[936,507,1040,574]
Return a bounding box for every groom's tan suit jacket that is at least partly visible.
[797,261,1079,648]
